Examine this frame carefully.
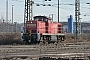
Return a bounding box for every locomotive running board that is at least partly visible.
[42,33,65,36]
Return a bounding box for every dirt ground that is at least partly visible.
[0,32,90,45]
[0,32,23,45]
[64,34,90,43]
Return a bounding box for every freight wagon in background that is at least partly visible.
[22,15,65,44]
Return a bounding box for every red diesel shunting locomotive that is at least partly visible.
[22,15,65,44]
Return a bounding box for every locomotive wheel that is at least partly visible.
[54,42,58,45]
[23,40,27,44]
[48,36,51,44]
[61,37,64,41]
[39,41,44,45]
[45,42,48,45]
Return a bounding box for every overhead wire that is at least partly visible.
[1,0,89,18]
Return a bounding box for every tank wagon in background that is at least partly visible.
[22,16,65,44]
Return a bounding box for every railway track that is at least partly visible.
[0,42,90,59]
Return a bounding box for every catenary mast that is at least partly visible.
[24,0,34,32]
[75,0,81,40]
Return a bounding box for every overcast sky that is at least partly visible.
[0,0,90,23]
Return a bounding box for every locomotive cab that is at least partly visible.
[34,16,51,22]
[22,16,48,44]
